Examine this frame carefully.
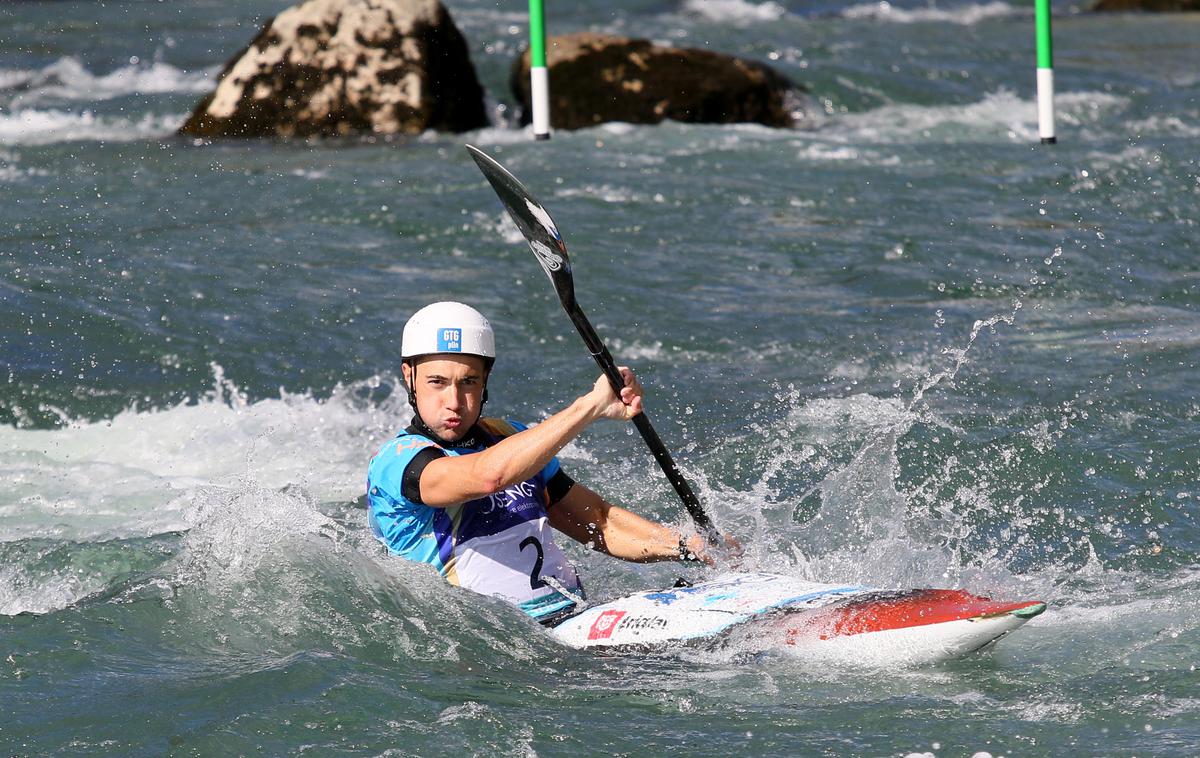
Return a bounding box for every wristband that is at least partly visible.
[678,534,700,562]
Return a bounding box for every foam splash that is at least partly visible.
[841,1,1023,25]
[0,366,408,544]
[0,56,215,146]
[0,368,416,617]
[830,89,1129,145]
[1123,114,1200,139]
[0,56,215,106]
[556,183,644,204]
[145,478,551,663]
[693,301,1047,596]
[422,124,546,148]
[789,395,927,570]
[0,154,49,184]
[174,484,343,588]
[796,308,1024,577]
[680,0,788,24]
[910,303,1022,407]
[0,108,184,146]
[0,536,172,616]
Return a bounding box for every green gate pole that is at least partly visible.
[1036,0,1055,144]
[529,0,550,140]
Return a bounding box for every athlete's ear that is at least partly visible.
[402,361,418,407]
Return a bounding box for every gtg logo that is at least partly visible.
[437,328,462,352]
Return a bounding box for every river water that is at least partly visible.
[2,0,1199,755]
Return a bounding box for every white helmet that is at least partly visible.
[401,301,496,361]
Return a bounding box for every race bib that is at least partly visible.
[451,518,580,606]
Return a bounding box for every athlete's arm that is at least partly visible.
[547,483,715,564]
[416,368,643,507]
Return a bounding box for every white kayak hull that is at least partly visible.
[549,572,1044,665]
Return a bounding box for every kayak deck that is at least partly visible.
[549,572,1045,665]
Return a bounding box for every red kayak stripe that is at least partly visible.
[787,590,1045,641]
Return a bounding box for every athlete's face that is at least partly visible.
[404,355,488,442]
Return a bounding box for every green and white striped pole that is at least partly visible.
[1035,0,1055,144]
[529,0,550,140]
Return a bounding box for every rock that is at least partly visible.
[1092,0,1200,9]
[180,0,487,138]
[510,33,801,131]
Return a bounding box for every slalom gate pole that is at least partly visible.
[529,0,551,140]
[1035,0,1056,144]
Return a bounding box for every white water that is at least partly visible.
[830,89,1130,145]
[0,108,184,146]
[0,50,1140,154]
[841,1,1024,25]
[0,367,406,544]
[680,0,789,24]
[674,0,1025,26]
[0,57,215,105]
[0,57,214,146]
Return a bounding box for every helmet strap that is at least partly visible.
[402,360,419,410]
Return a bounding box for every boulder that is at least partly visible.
[180,0,487,138]
[510,33,801,131]
[1092,0,1199,9]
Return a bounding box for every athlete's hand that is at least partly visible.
[589,366,643,421]
[684,532,743,567]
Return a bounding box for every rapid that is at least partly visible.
[2,0,1198,754]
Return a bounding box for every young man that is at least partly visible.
[366,301,726,625]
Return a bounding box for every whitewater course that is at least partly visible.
[3,0,1198,755]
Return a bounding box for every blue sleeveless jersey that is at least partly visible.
[366,418,583,621]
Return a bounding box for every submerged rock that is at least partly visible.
[179,0,487,138]
[510,32,802,131]
[1092,0,1199,9]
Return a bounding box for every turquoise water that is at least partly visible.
[3,0,1199,754]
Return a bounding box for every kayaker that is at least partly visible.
[366,301,734,626]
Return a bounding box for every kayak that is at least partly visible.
[549,572,1045,665]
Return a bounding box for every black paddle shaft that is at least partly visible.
[465,144,718,543]
[567,302,717,539]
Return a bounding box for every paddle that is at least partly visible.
[466,144,719,545]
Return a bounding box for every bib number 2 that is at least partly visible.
[519,536,547,590]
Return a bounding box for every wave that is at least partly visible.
[0,366,408,545]
[1124,113,1200,139]
[840,1,1025,25]
[512,89,1128,168]
[0,535,173,616]
[674,0,1024,26]
[0,367,414,616]
[1,109,556,149]
[0,156,48,183]
[0,108,184,146]
[828,89,1129,145]
[680,0,789,24]
[0,56,216,146]
[0,56,215,106]
[688,301,1072,597]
